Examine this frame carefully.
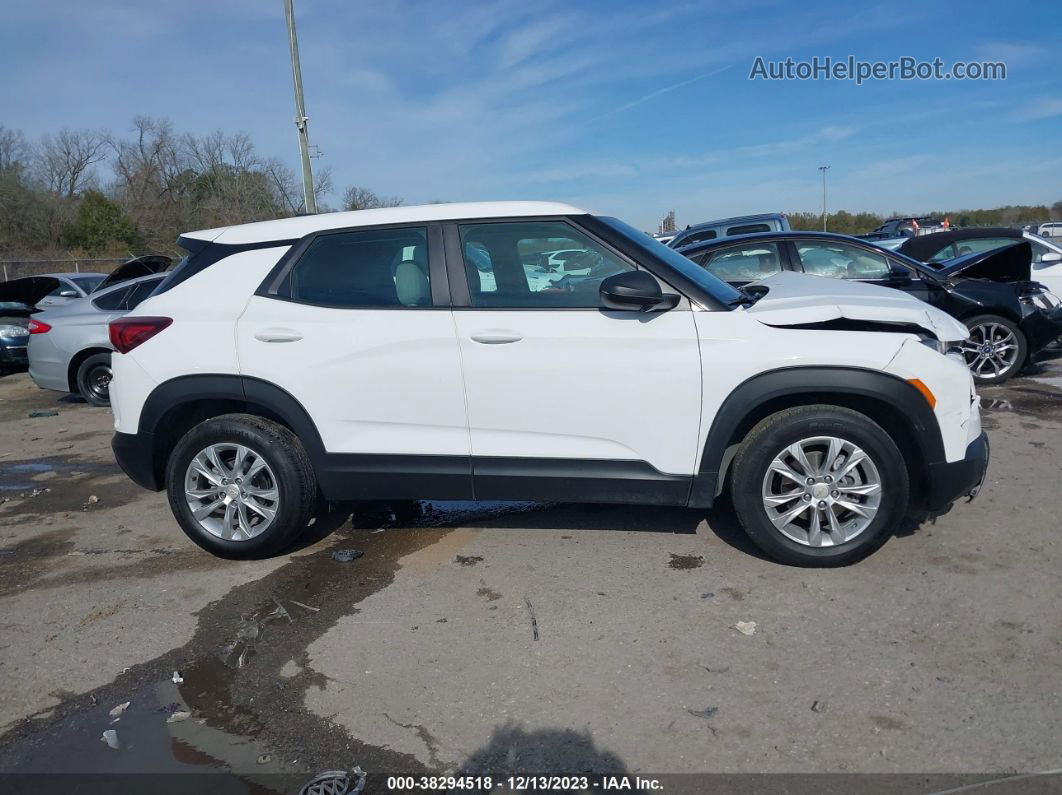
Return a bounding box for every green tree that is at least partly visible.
[61,189,139,255]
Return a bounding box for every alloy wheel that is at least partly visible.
[761,435,882,547]
[961,322,1019,379]
[183,443,280,541]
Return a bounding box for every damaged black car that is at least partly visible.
[0,276,59,374]
[677,231,1062,383]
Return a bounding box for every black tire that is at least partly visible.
[729,405,909,567]
[165,413,318,559]
[961,314,1027,384]
[76,352,113,406]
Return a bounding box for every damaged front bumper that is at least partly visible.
[925,432,990,513]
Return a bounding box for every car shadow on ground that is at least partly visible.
[458,722,629,776]
[280,486,938,564]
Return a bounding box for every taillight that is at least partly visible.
[109,316,172,354]
[28,319,51,334]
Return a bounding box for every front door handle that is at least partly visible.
[470,329,523,345]
[254,328,303,343]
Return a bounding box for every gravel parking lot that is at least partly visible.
[0,362,1060,788]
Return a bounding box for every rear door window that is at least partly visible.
[287,226,431,307]
[700,243,783,283]
[796,241,892,279]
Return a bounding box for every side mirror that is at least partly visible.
[58,290,78,298]
[885,266,912,284]
[1040,252,1061,264]
[600,271,680,312]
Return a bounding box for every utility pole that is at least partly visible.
[818,165,830,231]
[284,0,316,214]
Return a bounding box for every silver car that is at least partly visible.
[34,272,108,308]
[29,273,167,405]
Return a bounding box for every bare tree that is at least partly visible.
[35,128,110,197]
[267,159,333,214]
[0,126,29,172]
[342,185,404,211]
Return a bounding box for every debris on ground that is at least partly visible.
[687,706,719,719]
[28,410,59,418]
[701,592,715,599]
[289,599,321,613]
[524,597,540,641]
[108,701,130,718]
[100,729,120,750]
[669,553,704,570]
[166,710,192,724]
[82,495,100,511]
[733,621,757,636]
[171,671,184,684]
[812,700,827,713]
[299,767,367,795]
[257,753,272,765]
[219,600,294,668]
[455,555,484,567]
[331,549,363,563]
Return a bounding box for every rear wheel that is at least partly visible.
[960,314,1026,384]
[76,353,113,406]
[730,405,909,566]
[165,414,318,559]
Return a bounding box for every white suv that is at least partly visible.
[108,202,988,566]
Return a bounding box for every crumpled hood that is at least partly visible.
[744,271,969,342]
[928,241,1031,283]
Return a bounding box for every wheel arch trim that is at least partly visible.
[137,373,327,464]
[690,366,945,508]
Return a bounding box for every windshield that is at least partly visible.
[69,274,106,292]
[593,216,744,307]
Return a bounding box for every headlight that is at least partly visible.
[1019,290,1061,310]
[0,324,29,337]
[919,335,947,355]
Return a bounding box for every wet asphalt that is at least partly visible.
[0,357,1060,792]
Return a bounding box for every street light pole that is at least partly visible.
[284,0,317,214]
[818,165,830,231]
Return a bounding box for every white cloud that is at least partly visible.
[1012,98,1062,122]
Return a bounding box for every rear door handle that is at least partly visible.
[470,329,523,345]
[254,328,303,343]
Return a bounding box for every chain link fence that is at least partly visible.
[0,258,130,281]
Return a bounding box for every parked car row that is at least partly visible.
[666,216,1062,383]
[0,255,171,401]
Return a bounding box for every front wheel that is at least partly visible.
[730,405,910,567]
[165,414,318,559]
[960,314,1027,384]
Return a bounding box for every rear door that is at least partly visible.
[236,223,473,497]
[446,218,702,503]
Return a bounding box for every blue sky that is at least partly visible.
[2,0,1060,229]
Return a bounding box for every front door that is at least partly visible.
[447,219,703,503]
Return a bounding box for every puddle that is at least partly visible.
[0,676,300,793]
[0,455,119,492]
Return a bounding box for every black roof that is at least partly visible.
[897,228,1022,261]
